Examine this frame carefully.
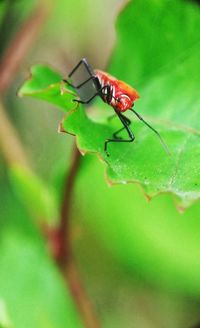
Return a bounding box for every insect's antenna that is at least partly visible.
[130,108,170,155]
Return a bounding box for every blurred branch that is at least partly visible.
[57,146,81,266]
[50,145,101,328]
[0,2,50,166]
[0,2,50,164]
[0,2,49,94]
[64,257,101,328]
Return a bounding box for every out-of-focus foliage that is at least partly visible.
[9,165,59,225]
[0,181,83,328]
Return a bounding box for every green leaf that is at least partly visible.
[9,165,59,225]
[18,65,76,111]
[107,0,200,208]
[19,0,200,208]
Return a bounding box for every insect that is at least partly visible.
[63,58,169,156]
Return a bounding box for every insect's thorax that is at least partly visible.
[95,69,140,112]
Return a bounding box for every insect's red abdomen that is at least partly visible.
[95,69,140,112]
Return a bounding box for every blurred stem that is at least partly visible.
[63,257,101,328]
[53,145,101,328]
[57,146,81,266]
[0,2,50,163]
[0,2,49,94]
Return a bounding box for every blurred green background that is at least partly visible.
[0,0,200,328]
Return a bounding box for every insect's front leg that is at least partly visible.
[112,114,131,139]
[104,110,135,157]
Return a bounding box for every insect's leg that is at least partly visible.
[73,85,108,104]
[63,58,98,89]
[68,58,93,78]
[71,82,119,105]
[112,114,131,139]
[108,100,127,122]
[63,59,87,87]
[120,113,131,124]
[130,108,170,154]
[63,75,99,89]
[73,93,99,104]
[104,111,135,157]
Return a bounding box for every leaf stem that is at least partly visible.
[53,145,101,328]
[57,146,81,267]
[63,257,101,328]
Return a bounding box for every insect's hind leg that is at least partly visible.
[63,58,98,89]
[69,58,93,78]
[112,114,131,139]
[63,75,98,89]
[104,111,135,157]
[73,85,108,104]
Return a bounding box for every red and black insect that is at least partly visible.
[63,58,169,156]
